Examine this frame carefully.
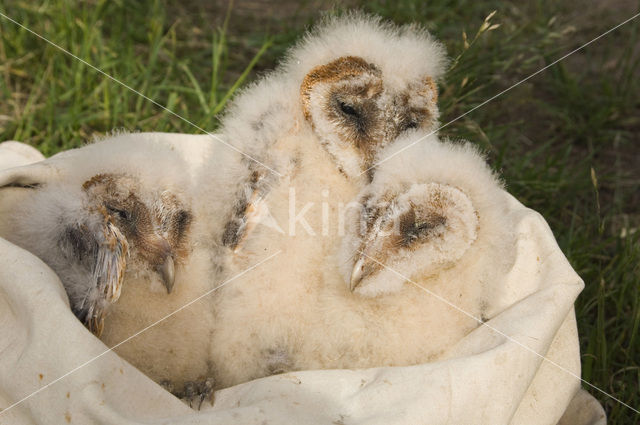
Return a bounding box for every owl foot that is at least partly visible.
[174,378,215,410]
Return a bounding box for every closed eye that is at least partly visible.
[400,215,447,246]
[339,101,359,118]
[106,205,131,221]
[414,215,447,235]
[414,221,433,232]
[174,209,192,237]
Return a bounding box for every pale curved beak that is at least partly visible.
[157,256,175,294]
[350,257,366,292]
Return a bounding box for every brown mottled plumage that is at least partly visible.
[0,158,193,336]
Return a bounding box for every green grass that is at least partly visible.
[0,0,270,154]
[1,0,638,422]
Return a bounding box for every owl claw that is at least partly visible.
[197,378,215,409]
[179,378,215,410]
[183,381,197,408]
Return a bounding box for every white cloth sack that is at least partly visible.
[0,142,45,169]
[0,138,606,424]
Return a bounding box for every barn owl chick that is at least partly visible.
[348,182,479,295]
[0,133,226,400]
[207,130,518,390]
[218,12,447,252]
[0,140,192,335]
[198,14,458,391]
[340,131,510,297]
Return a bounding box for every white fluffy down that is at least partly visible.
[206,130,519,390]
[0,132,232,390]
[0,129,518,396]
[0,15,506,397]
[339,131,510,297]
[283,12,448,90]
[219,12,448,170]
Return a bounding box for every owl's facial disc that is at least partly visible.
[301,56,439,177]
[349,197,447,291]
[348,183,477,294]
[65,173,193,335]
[82,174,192,295]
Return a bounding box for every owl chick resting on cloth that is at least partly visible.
[0,11,606,422]
[0,133,224,405]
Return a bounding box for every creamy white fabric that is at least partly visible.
[0,137,606,424]
[0,141,44,169]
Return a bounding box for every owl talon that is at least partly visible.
[159,379,174,394]
[183,381,197,408]
[197,378,215,409]
[178,378,215,410]
[85,304,106,337]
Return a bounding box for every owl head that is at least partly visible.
[340,131,505,296]
[221,13,447,179]
[294,14,447,177]
[0,133,195,335]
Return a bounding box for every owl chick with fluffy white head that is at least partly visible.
[340,131,514,300]
[202,13,453,389]
[0,133,224,399]
[347,181,479,295]
[217,12,448,252]
[206,129,518,392]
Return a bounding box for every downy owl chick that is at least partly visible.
[0,13,451,402]
[205,130,517,391]
[217,12,447,252]
[0,132,220,393]
[203,13,451,389]
[340,131,514,301]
